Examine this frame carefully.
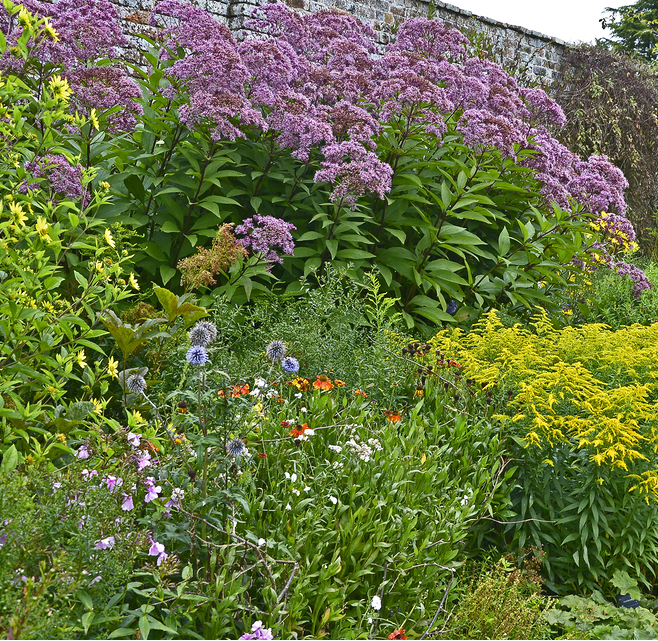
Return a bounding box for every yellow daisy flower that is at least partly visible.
[104,228,116,248]
[43,18,59,42]
[77,350,86,369]
[90,108,100,130]
[35,216,49,239]
[129,273,140,291]
[48,75,72,102]
[9,201,27,227]
[107,356,119,379]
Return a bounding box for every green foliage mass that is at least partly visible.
[601,0,658,62]
[551,45,658,256]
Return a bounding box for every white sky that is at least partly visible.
[449,1,632,43]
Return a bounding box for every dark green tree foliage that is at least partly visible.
[551,45,658,255]
[601,0,658,62]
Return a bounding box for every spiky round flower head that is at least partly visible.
[186,345,209,366]
[266,340,286,362]
[126,374,147,394]
[281,356,299,374]
[226,437,247,458]
[195,320,217,344]
[189,324,211,346]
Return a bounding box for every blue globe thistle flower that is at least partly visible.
[281,356,300,374]
[126,374,147,394]
[447,300,457,315]
[266,340,286,362]
[226,437,246,458]
[196,320,217,344]
[186,345,208,366]
[189,325,211,347]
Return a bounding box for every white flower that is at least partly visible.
[285,503,292,510]
[249,388,261,397]
[371,595,381,611]
[304,486,311,492]
[285,472,291,479]
[329,495,338,505]
[300,407,307,413]
[367,617,373,624]
[295,392,302,399]
[258,538,266,547]
[254,377,267,388]
[290,473,297,483]
[328,445,343,453]
[292,488,300,496]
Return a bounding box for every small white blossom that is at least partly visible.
[290,473,297,483]
[329,495,338,505]
[292,488,300,496]
[285,503,292,510]
[295,392,302,399]
[258,538,266,547]
[300,407,307,413]
[371,595,381,611]
[328,445,343,453]
[304,486,311,492]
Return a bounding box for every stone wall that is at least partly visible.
[115,0,568,84]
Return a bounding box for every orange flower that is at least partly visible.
[333,379,345,387]
[290,423,313,439]
[354,389,368,398]
[289,377,311,392]
[384,410,402,423]
[388,630,407,640]
[448,359,464,369]
[217,389,226,398]
[230,383,250,397]
[313,375,334,391]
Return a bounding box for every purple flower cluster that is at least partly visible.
[23,155,85,202]
[235,214,296,264]
[1,0,141,133]
[67,67,142,133]
[613,260,652,299]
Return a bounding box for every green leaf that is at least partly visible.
[1,445,19,474]
[498,227,510,255]
[160,264,177,285]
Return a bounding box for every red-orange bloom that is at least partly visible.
[384,410,402,423]
[290,423,311,438]
[313,375,334,391]
[334,379,346,387]
[354,389,368,398]
[230,383,250,397]
[388,630,407,640]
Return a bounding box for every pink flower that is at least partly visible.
[148,540,168,566]
[127,432,141,448]
[144,478,162,503]
[121,494,134,511]
[76,445,90,460]
[106,476,123,493]
[136,451,152,471]
[95,536,115,550]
